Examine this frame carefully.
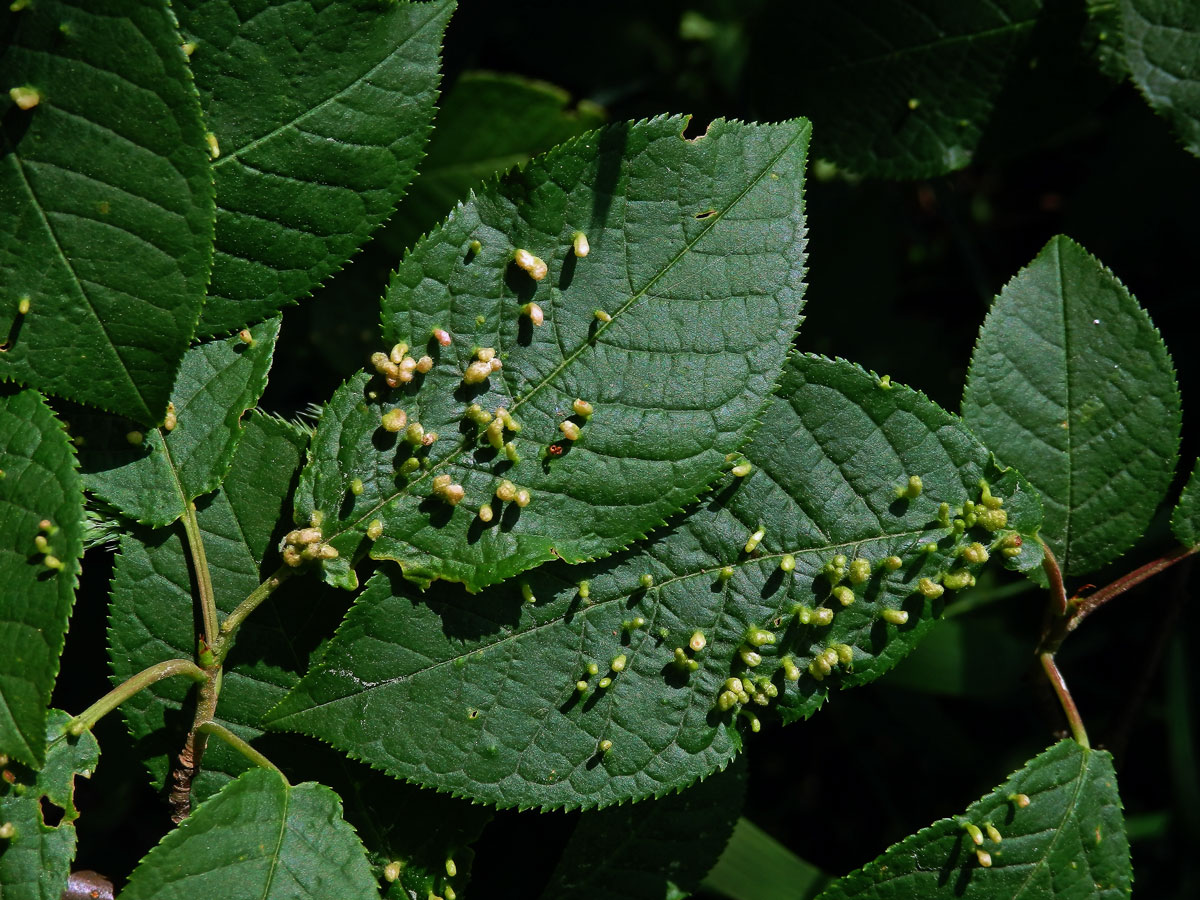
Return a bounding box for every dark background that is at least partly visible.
[56,1,1200,897]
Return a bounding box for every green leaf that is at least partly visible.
[300,115,812,591]
[0,389,83,767]
[0,0,215,422]
[1172,457,1200,548]
[542,754,746,900]
[104,412,491,885]
[745,0,1042,178]
[181,0,454,337]
[106,411,317,798]
[72,317,280,527]
[813,739,1131,900]
[0,711,100,900]
[379,70,606,255]
[267,355,1042,810]
[962,234,1181,576]
[701,817,829,900]
[119,767,381,900]
[1119,0,1200,158]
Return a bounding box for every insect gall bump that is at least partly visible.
[975,849,992,867]
[731,461,753,477]
[780,553,796,573]
[917,577,944,599]
[572,231,590,257]
[522,302,545,326]
[745,527,765,553]
[895,474,923,500]
[832,586,855,607]
[881,607,909,625]
[883,555,903,570]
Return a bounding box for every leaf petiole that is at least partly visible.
[66,658,207,736]
[197,722,285,779]
[213,565,291,661]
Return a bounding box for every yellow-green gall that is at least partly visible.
[586,662,600,676]
[515,489,531,508]
[404,422,425,445]
[809,655,831,678]
[1009,792,1031,808]
[717,690,739,711]
[832,586,855,607]
[731,461,753,477]
[975,849,992,868]
[598,676,613,688]
[896,474,923,500]
[745,527,765,553]
[572,398,593,418]
[599,738,613,753]
[399,457,420,476]
[976,507,1008,531]
[718,565,735,581]
[560,420,581,441]
[943,569,975,590]
[811,607,834,626]
[468,239,482,254]
[1000,533,1023,558]
[978,480,1004,509]
[383,861,402,882]
[578,580,590,600]
[745,627,775,647]
[594,309,612,323]
[689,631,706,652]
[640,573,654,589]
[576,680,589,693]
[504,441,520,463]
[739,647,762,667]
[833,644,854,665]
[781,656,801,681]
[961,542,989,564]
[163,402,177,432]
[985,823,1002,843]
[883,555,903,570]
[367,519,383,540]
[881,608,909,625]
[572,231,590,257]
[780,553,796,573]
[848,557,871,584]
[610,653,627,672]
[963,822,984,845]
[486,417,506,450]
[125,430,143,446]
[17,296,31,315]
[463,359,494,385]
[349,478,364,496]
[466,403,493,425]
[496,480,517,502]
[415,355,434,374]
[917,577,945,599]
[877,374,893,390]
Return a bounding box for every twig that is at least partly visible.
[197,722,284,777]
[1040,652,1090,749]
[66,659,207,735]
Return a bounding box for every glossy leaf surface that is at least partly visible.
[74,317,280,527]
[814,739,1130,899]
[300,115,811,591]
[119,768,381,900]
[0,0,214,421]
[182,0,454,336]
[268,356,1041,810]
[1120,0,1200,158]
[542,754,746,900]
[0,390,83,767]
[1172,457,1199,548]
[963,235,1180,576]
[0,711,100,900]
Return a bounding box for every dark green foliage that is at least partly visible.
[0,0,215,422]
[0,391,82,767]
[181,0,454,336]
[963,235,1180,576]
[299,115,811,591]
[266,356,1041,809]
[0,711,99,900]
[1172,458,1199,548]
[73,317,280,527]
[1119,0,1200,158]
[119,768,381,900]
[815,740,1131,899]
[542,754,746,900]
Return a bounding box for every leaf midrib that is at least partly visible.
[1010,745,1090,899]
[322,122,807,554]
[211,0,448,171]
[273,526,929,715]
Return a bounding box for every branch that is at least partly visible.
[1068,543,1199,633]
[213,566,291,660]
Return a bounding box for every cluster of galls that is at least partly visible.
[279,521,338,568]
[576,653,628,694]
[961,817,1009,868]
[34,518,65,572]
[715,673,778,733]
[370,341,434,389]
[708,479,1026,725]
